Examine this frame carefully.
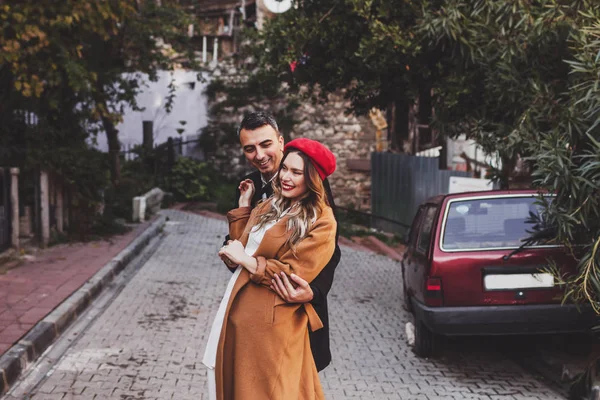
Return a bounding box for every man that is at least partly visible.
[225,111,341,372]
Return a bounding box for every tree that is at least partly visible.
[0,0,197,185]
[529,7,600,314]
[419,0,579,187]
[254,0,586,186]
[417,1,600,320]
[252,0,428,149]
[82,0,198,185]
[256,1,600,324]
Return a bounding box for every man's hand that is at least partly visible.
[271,272,314,304]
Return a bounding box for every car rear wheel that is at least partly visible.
[413,317,438,358]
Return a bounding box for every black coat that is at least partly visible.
[227,170,341,372]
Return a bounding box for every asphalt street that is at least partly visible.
[3,210,566,399]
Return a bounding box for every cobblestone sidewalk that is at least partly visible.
[0,220,154,356]
[13,210,565,400]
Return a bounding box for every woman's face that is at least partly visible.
[279,152,308,202]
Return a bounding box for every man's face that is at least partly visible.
[239,124,284,177]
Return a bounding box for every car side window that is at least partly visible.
[408,208,423,248]
[416,206,437,254]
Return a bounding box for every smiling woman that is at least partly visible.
[279,153,307,201]
[204,138,337,400]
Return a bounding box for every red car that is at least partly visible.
[402,190,597,357]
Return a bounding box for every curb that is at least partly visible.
[362,236,404,261]
[345,236,375,252]
[0,214,167,395]
[338,236,370,251]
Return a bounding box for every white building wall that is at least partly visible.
[414,134,501,177]
[94,70,211,152]
[446,134,500,177]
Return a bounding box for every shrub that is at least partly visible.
[213,182,237,214]
[169,157,213,202]
[103,176,154,222]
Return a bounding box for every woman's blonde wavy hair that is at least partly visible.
[254,149,329,253]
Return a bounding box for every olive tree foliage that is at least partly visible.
[0,0,197,186]
[425,1,600,310]
[419,0,575,185]
[531,9,600,312]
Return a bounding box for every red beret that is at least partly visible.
[284,138,336,180]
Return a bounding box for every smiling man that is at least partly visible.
[238,113,285,203]
[225,111,341,372]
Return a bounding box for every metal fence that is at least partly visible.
[171,134,205,161]
[121,135,204,162]
[118,136,207,204]
[371,152,471,234]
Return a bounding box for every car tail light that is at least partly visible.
[425,277,443,306]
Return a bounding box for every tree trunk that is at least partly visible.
[102,114,121,186]
[438,135,448,170]
[95,77,121,187]
[387,102,397,151]
[499,154,515,189]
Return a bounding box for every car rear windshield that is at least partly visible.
[441,196,552,251]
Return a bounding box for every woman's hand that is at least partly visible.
[238,179,255,208]
[218,240,258,274]
[220,254,237,268]
[220,240,238,268]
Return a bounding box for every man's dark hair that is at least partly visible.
[237,111,279,136]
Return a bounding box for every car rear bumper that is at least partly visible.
[412,299,599,335]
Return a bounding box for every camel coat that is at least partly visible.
[215,201,336,400]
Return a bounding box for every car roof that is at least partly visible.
[423,189,546,206]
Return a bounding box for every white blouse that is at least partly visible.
[202,218,280,399]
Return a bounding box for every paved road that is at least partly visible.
[5,210,565,399]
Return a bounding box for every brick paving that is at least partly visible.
[0,219,153,355]
[11,210,565,399]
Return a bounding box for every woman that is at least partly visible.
[203,138,337,400]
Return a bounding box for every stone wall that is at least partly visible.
[202,60,376,210]
[290,93,376,210]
